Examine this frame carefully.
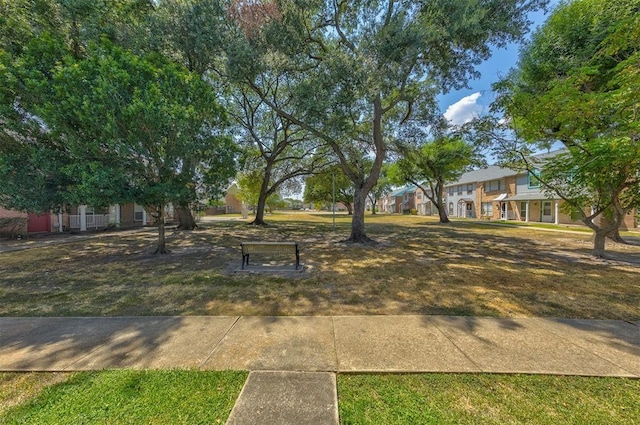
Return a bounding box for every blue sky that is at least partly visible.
[439,2,559,125]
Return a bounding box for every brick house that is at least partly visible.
[444,164,637,230]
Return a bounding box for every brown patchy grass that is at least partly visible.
[0,213,639,319]
[0,372,70,416]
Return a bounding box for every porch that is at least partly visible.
[68,214,112,230]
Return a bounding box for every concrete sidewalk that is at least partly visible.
[2,315,639,375]
[2,315,639,424]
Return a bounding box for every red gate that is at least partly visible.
[27,213,51,233]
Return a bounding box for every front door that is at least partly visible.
[466,202,474,218]
[541,201,553,222]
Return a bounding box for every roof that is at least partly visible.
[449,166,516,186]
[445,149,569,187]
[389,186,416,197]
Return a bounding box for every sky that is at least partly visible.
[439,2,559,126]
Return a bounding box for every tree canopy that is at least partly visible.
[230,81,331,225]
[492,0,640,257]
[391,118,485,222]
[0,1,237,253]
[224,0,548,243]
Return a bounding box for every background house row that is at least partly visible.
[370,162,638,230]
[0,203,157,237]
[0,184,243,237]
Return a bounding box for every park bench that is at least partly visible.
[241,241,301,270]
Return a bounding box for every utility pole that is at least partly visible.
[332,171,336,232]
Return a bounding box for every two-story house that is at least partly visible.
[385,186,417,213]
[445,165,571,224]
[444,158,637,230]
[445,166,515,220]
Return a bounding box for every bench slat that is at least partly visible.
[241,242,300,270]
[242,243,297,254]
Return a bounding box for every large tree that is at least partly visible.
[230,82,332,225]
[492,0,640,257]
[150,0,232,228]
[391,118,485,223]
[2,2,237,251]
[224,0,547,243]
[48,43,235,253]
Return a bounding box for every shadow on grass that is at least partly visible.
[1,215,639,322]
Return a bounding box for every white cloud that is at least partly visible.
[443,92,484,126]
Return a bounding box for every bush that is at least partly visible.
[0,217,28,239]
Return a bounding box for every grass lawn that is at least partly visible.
[1,215,639,423]
[2,371,639,424]
[338,373,640,424]
[0,370,247,424]
[1,212,639,319]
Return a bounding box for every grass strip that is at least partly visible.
[1,370,247,425]
[338,373,640,425]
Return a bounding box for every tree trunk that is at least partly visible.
[592,229,607,258]
[344,187,375,244]
[606,228,626,243]
[153,210,169,254]
[175,205,197,230]
[250,165,272,226]
[251,191,268,225]
[602,214,626,243]
[336,95,384,244]
[371,199,377,215]
[437,203,450,223]
[343,202,353,215]
[433,184,449,223]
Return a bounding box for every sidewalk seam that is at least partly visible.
[331,317,339,373]
[427,317,483,372]
[199,316,241,369]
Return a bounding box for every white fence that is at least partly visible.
[68,214,112,229]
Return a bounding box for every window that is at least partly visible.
[481,202,493,216]
[448,202,454,215]
[448,186,454,196]
[528,170,541,189]
[519,201,529,221]
[134,204,145,222]
[485,180,501,192]
[467,184,473,195]
[416,192,422,200]
[457,185,462,195]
